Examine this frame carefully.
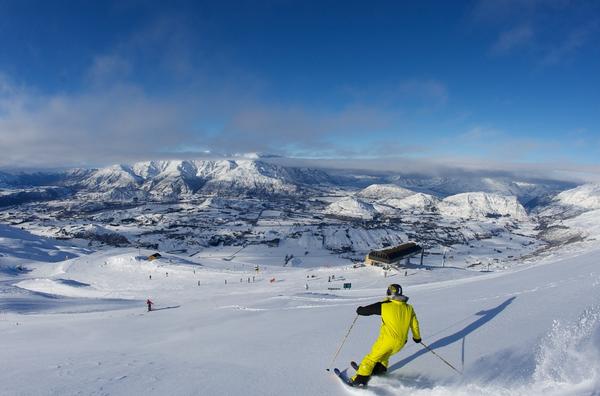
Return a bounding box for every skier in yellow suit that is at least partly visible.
[350,284,421,386]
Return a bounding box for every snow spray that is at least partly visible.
[532,305,600,394]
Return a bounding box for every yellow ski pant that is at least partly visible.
[353,336,404,378]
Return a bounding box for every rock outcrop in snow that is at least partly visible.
[438,192,528,220]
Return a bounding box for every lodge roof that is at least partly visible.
[367,242,422,264]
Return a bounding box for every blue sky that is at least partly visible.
[0,0,599,174]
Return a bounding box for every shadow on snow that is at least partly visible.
[389,296,516,373]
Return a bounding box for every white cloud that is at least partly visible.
[87,54,132,85]
[270,155,600,183]
[491,24,534,55]
[0,73,418,168]
[0,80,200,167]
[542,23,599,65]
[459,125,501,140]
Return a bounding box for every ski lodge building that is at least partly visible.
[147,253,162,261]
[365,242,424,268]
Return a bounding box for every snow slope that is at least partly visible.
[2,238,600,395]
[0,223,86,270]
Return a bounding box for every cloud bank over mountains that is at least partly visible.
[0,1,598,178]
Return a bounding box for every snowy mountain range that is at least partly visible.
[326,188,528,221]
[385,175,569,205]
[0,159,585,210]
[0,160,334,201]
[325,187,527,220]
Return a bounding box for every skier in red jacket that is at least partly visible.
[146,299,154,312]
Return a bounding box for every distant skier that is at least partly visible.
[350,284,421,387]
[146,299,154,312]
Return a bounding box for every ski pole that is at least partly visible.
[326,315,358,371]
[420,341,463,375]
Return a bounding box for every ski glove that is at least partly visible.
[413,338,422,343]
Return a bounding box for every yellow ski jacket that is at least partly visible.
[357,296,421,345]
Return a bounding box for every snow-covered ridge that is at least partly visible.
[80,164,143,191]
[356,184,415,200]
[554,183,600,210]
[439,192,528,220]
[324,196,376,220]
[382,192,440,212]
[351,184,439,215]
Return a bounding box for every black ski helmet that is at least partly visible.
[387,284,402,296]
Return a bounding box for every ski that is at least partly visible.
[333,368,355,387]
